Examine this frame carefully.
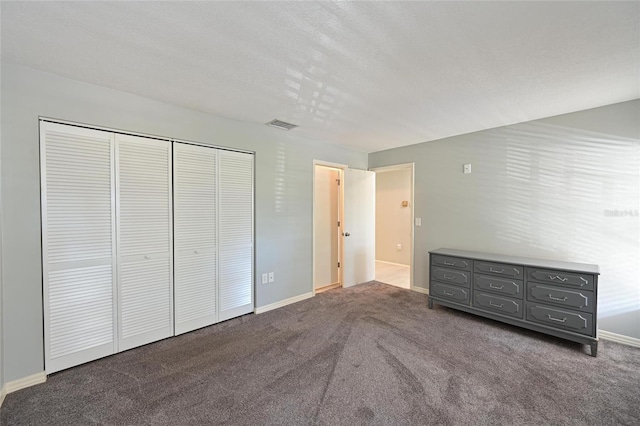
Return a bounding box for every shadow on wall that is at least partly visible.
[471,122,639,320]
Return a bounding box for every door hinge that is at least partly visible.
[338,262,341,268]
[337,221,340,227]
[336,179,340,185]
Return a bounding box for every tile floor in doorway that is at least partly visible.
[375,260,410,289]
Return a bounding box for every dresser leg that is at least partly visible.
[428,298,433,309]
[590,341,598,357]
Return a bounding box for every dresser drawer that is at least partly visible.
[527,268,594,291]
[431,267,470,287]
[429,249,599,356]
[528,283,594,313]
[431,282,470,305]
[474,274,523,298]
[475,261,523,279]
[474,292,523,318]
[431,254,471,271]
[526,304,593,336]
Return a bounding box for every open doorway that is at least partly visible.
[313,163,343,293]
[372,164,414,289]
[313,162,377,294]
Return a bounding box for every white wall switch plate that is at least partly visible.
[396,244,402,251]
[268,272,274,283]
[463,163,472,174]
[415,217,422,226]
[262,273,268,284]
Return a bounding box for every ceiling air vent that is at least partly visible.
[266,119,298,131]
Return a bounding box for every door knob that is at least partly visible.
[343,232,350,237]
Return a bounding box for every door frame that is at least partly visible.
[312,160,347,295]
[369,163,415,290]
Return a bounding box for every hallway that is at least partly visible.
[375,260,410,289]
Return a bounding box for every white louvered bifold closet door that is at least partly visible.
[173,143,218,335]
[116,134,173,351]
[218,150,254,321]
[41,122,117,374]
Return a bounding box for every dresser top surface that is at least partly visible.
[430,248,600,274]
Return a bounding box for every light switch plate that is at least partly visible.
[268,272,274,283]
[463,163,472,174]
[415,217,422,226]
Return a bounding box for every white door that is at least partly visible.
[41,122,117,374]
[218,150,254,321]
[173,143,218,335]
[116,134,173,351]
[342,168,376,287]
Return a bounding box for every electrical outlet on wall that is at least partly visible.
[262,273,268,284]
[268,272,274,283]
[397,244,402,251]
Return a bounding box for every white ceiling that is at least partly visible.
[2,1,638,153]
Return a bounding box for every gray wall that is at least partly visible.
[370,99,640,340]
[0,62,367,382]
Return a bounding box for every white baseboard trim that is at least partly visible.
[0,384,6,407]
[5,372,47,394]
[411,286,429,295]
[598,330,640,348]
[255,292,314,314]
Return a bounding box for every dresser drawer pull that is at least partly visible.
[489,284,504,290]
[548,275,568,282]
[443,274,456,280]
[489,267,504,274]
[489,301,504,308]
[548,294,568,302]
[547,314,567,323]
[443,291,454,296]
[579,277,589,286]
[443,261,455,266]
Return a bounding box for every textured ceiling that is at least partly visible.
[1,1,639,152]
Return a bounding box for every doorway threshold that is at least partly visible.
[315,283,341,294]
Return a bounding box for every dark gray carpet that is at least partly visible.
[2,282,639,425]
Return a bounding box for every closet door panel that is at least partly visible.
[174,249,217,334]
[219,246,253,319]
[120,256,172,342]
[173,143,217,335]
[41,122,116,374]
[48,265,114,359]
[116,135,173,351]
[218,150,254,321]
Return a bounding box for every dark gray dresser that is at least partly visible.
[428,248,599,356]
